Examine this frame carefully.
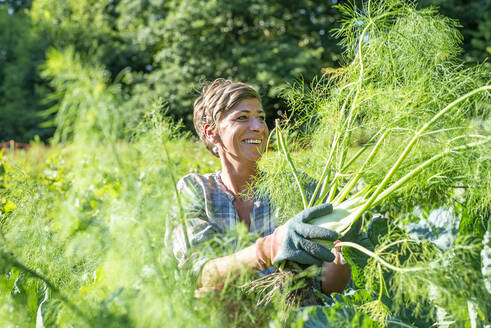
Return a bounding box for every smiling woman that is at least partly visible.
[205,97,268,172]
[171,78,351,301]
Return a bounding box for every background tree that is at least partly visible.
[419,0,490,64]
[0,0,488,142]
[141,0,342,128]
[29,0,342,131]
[0,3,50,142]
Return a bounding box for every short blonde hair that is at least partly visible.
[193,79,261,157]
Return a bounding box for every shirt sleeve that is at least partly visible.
[169,174,218,278]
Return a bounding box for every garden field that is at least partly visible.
[1,1,490,327]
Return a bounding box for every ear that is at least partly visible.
[204,124,219,144]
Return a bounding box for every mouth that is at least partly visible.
[242,139,262,145]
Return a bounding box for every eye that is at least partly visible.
[236,115,248,121]
[258,115,266,122]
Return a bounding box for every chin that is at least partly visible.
[244,152,263,163]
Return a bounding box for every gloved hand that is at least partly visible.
[255,203,339,268]
[340,215,389,251]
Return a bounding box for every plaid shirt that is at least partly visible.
[171,172,278,277]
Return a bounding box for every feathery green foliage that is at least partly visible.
[257,1,490,223]
[0,47,307,327]
[254,0,490,326]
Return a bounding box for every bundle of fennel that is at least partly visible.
[257,0,490,249]
[248,2,490,324]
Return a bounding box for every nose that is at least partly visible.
[250,117,266,132]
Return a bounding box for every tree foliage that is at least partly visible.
[0,5,51,142]
[1,0,489,142]
[27,0,342,132]
[419,0,491,64]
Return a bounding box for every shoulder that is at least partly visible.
[177,172,220,195]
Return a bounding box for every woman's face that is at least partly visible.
[209,98,268,165]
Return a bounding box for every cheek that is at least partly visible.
[217,125,243,147]
[215,124,232,142]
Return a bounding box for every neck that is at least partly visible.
[219,157,258,196]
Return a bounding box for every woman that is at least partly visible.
[171,78,351,297]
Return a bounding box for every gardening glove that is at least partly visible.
[340,215,389,250]
[255,203,338,268]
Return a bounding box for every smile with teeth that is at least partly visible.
[243,139,262,144]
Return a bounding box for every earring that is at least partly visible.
[213,145,219,154]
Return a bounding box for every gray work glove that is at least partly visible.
[255,203,339,268]
[340,215,389,249]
